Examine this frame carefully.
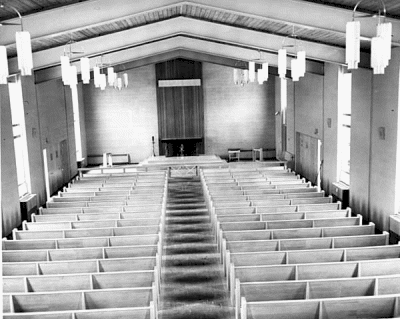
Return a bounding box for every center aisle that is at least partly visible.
[159,176,234,319]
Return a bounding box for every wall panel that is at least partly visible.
[36,79,75,195]
[350,68,372,222]
[20,76,46,207]
[295,73,323,140]
[369,48,400,230]
[322,63,340,194]
[203,63,275,158]
[83,65,158,163]
[156,59,204,155]
[1,84,21,236]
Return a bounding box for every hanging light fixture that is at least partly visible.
[0,4,33,77]
[93,66,101,88]
[60,55,71,85]
[291,58,300,82]
[107,67,114,86]
[280,26,306,82]
[262,62,269,82]
[60,38,86,86]
[248,61,256,82]
[117,77,122,90]
[15,31,33,76]
[233,61,251,87]
[297,51,306,78]
[0,46,9,84]
[346,0,392,74]
[80,57,90,84]
[123,72,128,88]
[371,19,392,74]
[257,62,269,85]
[100,73,106,90]
[278,49,287,79]
[346,20,361,69]
[233,68,240,85]
[257,69,264,84]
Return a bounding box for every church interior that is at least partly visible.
[2,0,400,318]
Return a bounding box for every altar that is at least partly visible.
[161,137,204,157]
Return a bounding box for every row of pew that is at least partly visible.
[200,163,400,319]
[2,170,168,319]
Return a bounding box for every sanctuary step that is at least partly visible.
[159,177,234,319]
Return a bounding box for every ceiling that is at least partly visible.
[1,0,399,76]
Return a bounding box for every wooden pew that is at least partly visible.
[4,306,156,319]
[235,276,400,319]
[23,218,161,231]
[39,206,163,215]
[216,210,350,223]
[229,257,400,307]
[224,233,389,254]
[239,294,400,319]
[250,196,332,207]
[229,243,400,269]
[12,224,160,240]
[3,244,160,262]
[46,200,163,208]
[3,269,157,293]
[3,234,160,250]
[222,223,374,242]
[218,215,362,232]
[33,211,162,222]
[3,287,156,314]
[3,256,159,276]
[222,233,389,274]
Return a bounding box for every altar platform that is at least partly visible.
[140,155,228,176]
[77,155,285,178]
[77,155,228,177]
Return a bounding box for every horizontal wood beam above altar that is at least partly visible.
[158,79,201,87]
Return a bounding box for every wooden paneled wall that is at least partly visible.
[156,59,204,155]
[36,79,76,195]
[295,132,320,185]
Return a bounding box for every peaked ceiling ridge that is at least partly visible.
[3,0,399,48]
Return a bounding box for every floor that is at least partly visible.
[159,176,235,319]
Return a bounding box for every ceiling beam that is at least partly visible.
[1,0,399,46]
[7,17,362,74]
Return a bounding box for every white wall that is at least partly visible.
[83,65,159,163]
[203,63,276,158]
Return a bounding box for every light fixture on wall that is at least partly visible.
[346,0,392,74]
[278,26,306,82]
[0,3,33,84]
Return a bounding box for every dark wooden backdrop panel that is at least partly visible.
[156,59,204,155]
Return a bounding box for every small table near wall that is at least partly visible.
[228,149,241,162]
[252,148,263,161]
